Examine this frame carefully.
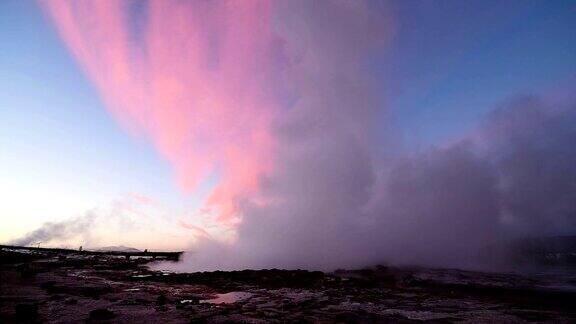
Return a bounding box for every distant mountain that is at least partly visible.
[94,246,141,253]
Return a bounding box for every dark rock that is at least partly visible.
[156,294,168,305]
[49,294,65,300]
[81,285,110,299]
[135,298,150,304]
[64,298,78,305]
[17,264,38,279]
[188,314,208,323]
[333,311,361,323]
[88,308,116,320]
[40,281,56,292]
[0,250,41,264]
[15,303,39,319]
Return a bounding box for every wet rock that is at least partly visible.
[44,281,111,299]
[88,308,116,320]
[14,303,39,319]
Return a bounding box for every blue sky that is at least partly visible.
[0,0,574,243]
[380,0,576,148]
[0,0,193,241]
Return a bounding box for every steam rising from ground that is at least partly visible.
[9,195,192,250]
[33,1,576,270]
[170,93,576,271]
[9,213,95,247]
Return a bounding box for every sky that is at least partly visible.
[0,0,575,260]
[0,0,205,247]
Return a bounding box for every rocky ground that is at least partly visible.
[1,250,576,323]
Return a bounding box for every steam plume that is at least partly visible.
[40,1,576,270]
[9,213,95,247]
[9,195,191,250]
[173,93,576,271]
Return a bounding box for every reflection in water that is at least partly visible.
[201,291,253,304]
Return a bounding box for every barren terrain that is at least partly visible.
[1,250,575,323]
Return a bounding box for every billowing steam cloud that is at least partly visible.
[175,94,576,271]
[9,212,96,247]
[39,1,576,270]
[10,195,193,250]
[483,96,576,236]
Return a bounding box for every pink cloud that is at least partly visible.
[178,220,212,240]
[41,1,283,224]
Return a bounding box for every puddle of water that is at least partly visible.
[180,299,198,304]
[132,274,153,278]
[201,292,252,304]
